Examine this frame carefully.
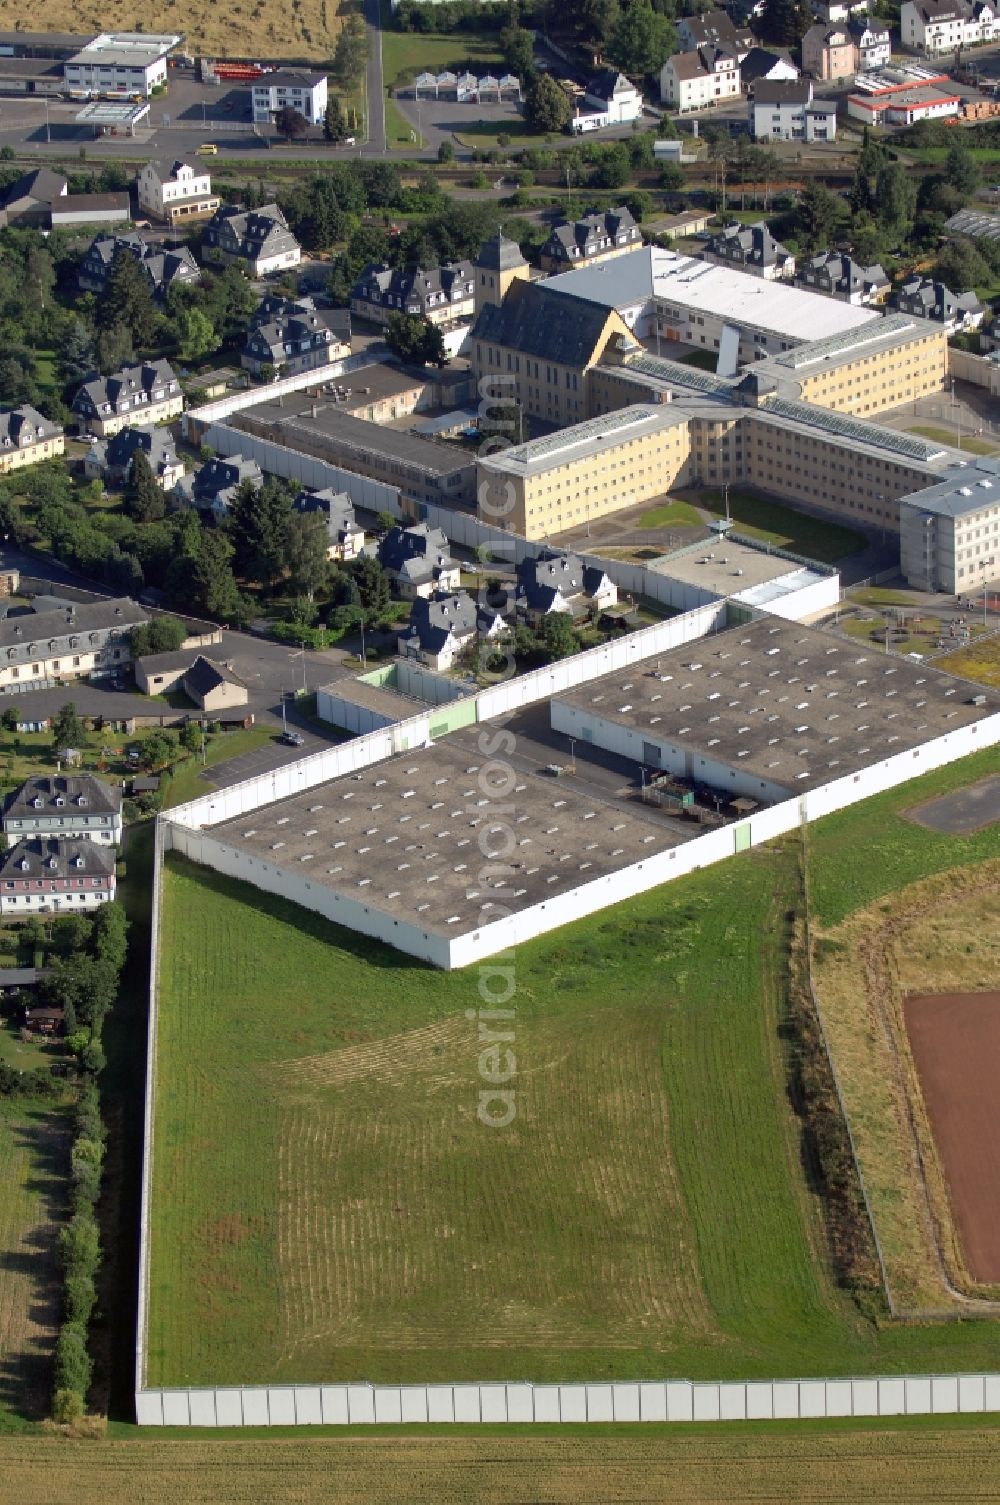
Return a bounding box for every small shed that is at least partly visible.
[23,1006,64,1035]
[130,775,161,795]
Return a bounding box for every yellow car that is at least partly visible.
[198,143,218,155]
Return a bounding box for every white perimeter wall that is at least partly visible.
[136,1373,1000,1427]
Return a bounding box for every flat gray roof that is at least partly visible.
[648,537,822,593]
[479,404,689,477]
[898,456,1000,520]
[320,676,430,722]
[232,392,473,480]
[553,617,999,795]
[213,735,687,938]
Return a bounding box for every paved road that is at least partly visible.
[364,0,386,154]
[202,722,335,791]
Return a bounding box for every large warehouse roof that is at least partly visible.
[546,247,879,345]
[553,618,999,794]
[212,736,686,938]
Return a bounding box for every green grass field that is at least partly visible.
[0,1099,69,1425]
[692,490,868,565]
[908,425,999,457]
[637,499,704,530]
[147,746,1000,1391]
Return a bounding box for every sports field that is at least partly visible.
[6,1425,1000,1503]
[146,744,1000,1391]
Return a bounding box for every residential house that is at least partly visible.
[516,550,618,622]
[676,10,755,56]
[813,0,871,20]
[72,360,182,438]
[377,523,461,599]
[3,773,123,845]
[660,47,741,112]
[251,69,328,124]
[892,277,984,330]
[901,0,999,49]
[850,17,892,68]
[750,78,837,139]
[242,297,352,377]
[586,68,643,121]
[802,24,857,79]
[78,232,202,301]
[702,222,795,279]
[0,406,64,473]
[539,207,641,273]
[136,156,219,224]
[292,488,365,560]
[349,261,475,328]
[0,836,116,912]
[173,454,262,518]
[397,590,479,671]
[796,250,888,303]
[0,595,147,693]
[741,47,800,89]
[84,424,185,491]
[202,203,301,277]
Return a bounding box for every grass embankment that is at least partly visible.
[690,490,867,565]
[6,1426,1000,1502]
[0,0,343,58]
[148,746,1000,1391]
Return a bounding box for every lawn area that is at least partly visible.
[379,13,503,90]
[158,725,279,811]
[692,490,867,565]
[908,424,999,457]
[0,1097,69,1424]
[637,499,706,530]
[5,1425,1000,1502]
[147,744,1000,1391]
[935,634,1000,688]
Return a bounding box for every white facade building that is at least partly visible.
[901,0,1000,51]
[252,70,328,125]
[137,157,219,224]
[660,48,741,111]
[900,457,1000,592]
[750,78,837,140]
[63,33,180,99]
[3,774,123,846]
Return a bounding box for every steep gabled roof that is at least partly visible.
[470,279,622,368]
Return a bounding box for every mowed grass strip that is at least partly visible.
[149,840,863,1386]
[694,489,867,563]
[0,1101,68,1423]
[7,1426,1000,1503]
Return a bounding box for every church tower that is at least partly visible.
[474,230,529,317]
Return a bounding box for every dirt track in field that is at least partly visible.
[904,991,1000,1285]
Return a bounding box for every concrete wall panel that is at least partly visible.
[321,1386,350,1424]
[347,1385,377,1424]
[188,1390,217,1426]
[507,1384,535,1422]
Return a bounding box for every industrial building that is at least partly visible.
[160,611,1000,969]
[63,32,180,98]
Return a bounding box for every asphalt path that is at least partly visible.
[365,0,387,154]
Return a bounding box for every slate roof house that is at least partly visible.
[376,523,461,599]
[398,589,510,670]
[892,277,984,330]
[0,406,64,474]
[84,424,185,491]
[0,596,147,692]
[202,203,301,277]
[292,488,366,560]
[539,207,641,272]
[660,45,741,113]
[349,261,476,328]
[0,836,116,912]
[796,251,888,304]
[676,9,755,55]
[3,773,123,845]
[78,232,202,300]
[516,550,618,621]
[702,222,795,280]
[72,360,182,438]
[173,454,263,518]
[241,297,352,377]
